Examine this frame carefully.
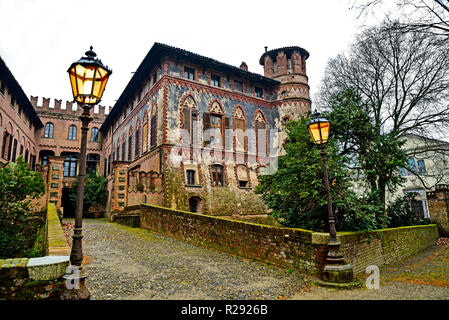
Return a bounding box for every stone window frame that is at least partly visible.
[135,118,141,159]
[128,125,133,162]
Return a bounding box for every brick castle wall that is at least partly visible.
[427,185,449,236]
[117,204,439,275]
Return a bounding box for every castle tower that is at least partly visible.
[259,46,311,121]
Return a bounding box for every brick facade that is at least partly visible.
[100,43,312,216]
[427,185,449,236]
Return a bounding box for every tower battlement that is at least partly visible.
[30,96,109,119]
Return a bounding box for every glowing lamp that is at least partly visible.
[67,46,112,106]
[307,112,330,145]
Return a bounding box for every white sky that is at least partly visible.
[0,0,379,111]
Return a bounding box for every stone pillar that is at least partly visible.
[47,156,65,212]
[427,185,449,236]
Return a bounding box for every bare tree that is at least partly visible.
[319,22,449,213]
[352,0,449,37]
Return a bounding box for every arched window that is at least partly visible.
[11,139,18,162]
[150,105,157,148]
[255,111,267,155]
[90,127,99,142]
[39,150,54,166]
[135,122,141,159]
[44,123,54,138]
[181,95,198,145]
[68,125,77,140]
[234,106,246,152]
[128,126,133,161]
[211,164,224,186]
[121,135,126,161]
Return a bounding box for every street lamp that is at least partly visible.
[307,112,354,284]
[62,47,112,300]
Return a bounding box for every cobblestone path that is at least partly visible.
[68,218,309,300]
[291,239,449,300]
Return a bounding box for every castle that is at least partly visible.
[0,43,311,216]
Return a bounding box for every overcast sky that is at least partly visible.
[0,0,380,111]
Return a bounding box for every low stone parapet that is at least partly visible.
[0,203,70,299]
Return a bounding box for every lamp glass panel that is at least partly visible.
[308,123,322,144]
[319,122,330,143]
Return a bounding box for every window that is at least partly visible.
[40,150,54,166]
[239,180,248,188]
[10,96,15,107]
[417,160,426,174]
[255,87,263,98]
[411,200,425,218]
[182,97,199,145]
[281,91,287,97]
[150,114,157,148]
[282,117,290,125]
[211,74,220,87]
[255,112,267,155]
[184,67,195,80]
[18,107,22,117]
[122,139,126,161]
[68,125,77,140]
[211,165,224,186]
[234,80,242,92]
[234,107,246,152]
[44,123,54,138]
[2,131,12,160]
[135,127,140,158]
[128,135,132,161]
[90,127,99,142]
[11,139,17,162]
[407,157,416,172]
[210,115,222,147]
[86,154,100,174]
[186,169,195,185]
[152,73,157,85]
[63,153,78,177]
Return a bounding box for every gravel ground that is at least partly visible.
[63,218,309,300]
[291,239,449,300]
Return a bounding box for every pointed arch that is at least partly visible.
[254,109,268,156]
[233,105,247,152]
[180,93,199,146]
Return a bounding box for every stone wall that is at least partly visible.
[124,204,316,272]
[427,185,449,236]
[118,204,439,275]
[0,203,70,299]
[312,225,439,274]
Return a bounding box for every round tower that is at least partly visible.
[259,46,311,121]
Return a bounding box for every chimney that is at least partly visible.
[240,61,248,71]
[264,46,268,53]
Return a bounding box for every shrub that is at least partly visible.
[0,156,46,258]
[386,193,430,228]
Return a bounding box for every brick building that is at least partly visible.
[0,43,311,216]
[100,43,311,215]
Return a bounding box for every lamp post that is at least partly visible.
[61,47,112,300]
[307,112,354,285]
